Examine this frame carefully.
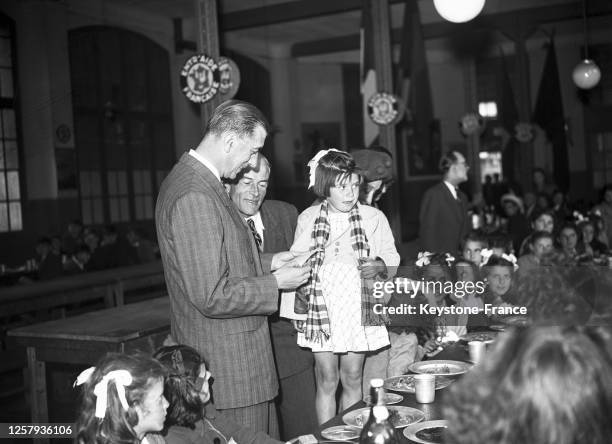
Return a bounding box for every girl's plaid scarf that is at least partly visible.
[297,200,388,343]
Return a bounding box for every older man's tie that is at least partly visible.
[247,218,263,252]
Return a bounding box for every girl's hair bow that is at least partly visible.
[479,248,494,266]
[444,253,456,267]
[74,367,133,418]
[415,251,432,267]
[501,253,519,270]
[307,148,343,189]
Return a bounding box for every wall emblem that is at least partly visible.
[180,54,220,103]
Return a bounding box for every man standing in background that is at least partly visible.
[419,151,470,254]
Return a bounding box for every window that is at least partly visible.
[69,27,175,225]
[0,14,22,232]
[478,101,498,118]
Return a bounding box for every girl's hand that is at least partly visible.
[359,257,387,280]
[422,338,440,354]
[292,320,305,333]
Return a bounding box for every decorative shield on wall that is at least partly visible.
[367,92,405,125]
[218,56,241,100]
[180,54,220,103]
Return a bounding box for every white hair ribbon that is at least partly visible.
[501,253,519,270]
[415,251,432,267]
[307,148,343,189]
[74,366,96,387]
[445,253,455,267]
[480,248,494,267]
[573,211,586,222]
[92,370,133,418]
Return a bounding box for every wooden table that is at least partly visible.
[317,344,470,444]
[7,297,170,442]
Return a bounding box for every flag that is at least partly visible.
[497,50,519,183]
[533,37,569,192]
[397,0,436,174]
[360,0,378,147]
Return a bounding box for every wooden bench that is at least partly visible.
[0,261,167,399]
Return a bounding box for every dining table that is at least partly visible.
[314,342,473,444]
[7,296,170,444]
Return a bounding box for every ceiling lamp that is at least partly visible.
[573,0,601,89]
[433,0,485,23]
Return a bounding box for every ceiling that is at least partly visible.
[118,0,612,58]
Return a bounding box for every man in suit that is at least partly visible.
[225,153,317,440]
[155,100,309,436]
[419,151,470,254]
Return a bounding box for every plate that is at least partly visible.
[320,425,361,441]
[384,375,453,393]
[408,360,472,376]
[460,331,498,344]
[403,420,448,444]
[497,315,530,326]
[363,392,404,405]
[342,406,425,429]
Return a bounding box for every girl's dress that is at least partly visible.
[291,203,400,353]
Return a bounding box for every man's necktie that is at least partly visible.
[247,218,263,252]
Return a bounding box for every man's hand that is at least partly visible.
[271,251,298,271]
[358,257,387,280]
[273,264,310,290]
[292,320,305,333]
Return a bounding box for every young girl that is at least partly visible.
[153,345,282,444]
[292,149,399,424]
[74,352,168,444]
[517,230,554,273]
[415,252,467,351]
[453,258,484,310]
[480,252,518,308]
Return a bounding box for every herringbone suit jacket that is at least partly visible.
[155,153,279,409]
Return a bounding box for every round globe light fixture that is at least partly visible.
[573,59,601,90]
[433,0,486,23]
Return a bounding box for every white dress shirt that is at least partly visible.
[444,180,458,200]
[189,149,221,182]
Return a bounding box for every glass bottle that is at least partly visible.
[359,405,398,444]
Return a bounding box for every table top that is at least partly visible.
[316,343,470,444]
[7,296,170,343]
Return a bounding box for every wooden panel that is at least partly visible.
[221,0,404,31]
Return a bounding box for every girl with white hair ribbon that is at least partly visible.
[74,352,168,444]
[288,149,400,424]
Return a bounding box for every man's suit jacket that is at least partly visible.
[419,181,469,254]
[155,153,279,409]
[260,200,314,379]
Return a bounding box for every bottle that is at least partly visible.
[359,405,398,444]
[366,378,385,406]
[360,379,385,443]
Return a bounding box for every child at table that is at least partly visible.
[153,345,283,444]
[291,149,400,424]
[74,352,168,444]
[415,252,468,354]
[480,251,518,308]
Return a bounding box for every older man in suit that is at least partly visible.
[155,100,309,436]
[225,153,317,440]
[419,151,470,254]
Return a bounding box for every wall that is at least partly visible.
[0,0,186,265]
